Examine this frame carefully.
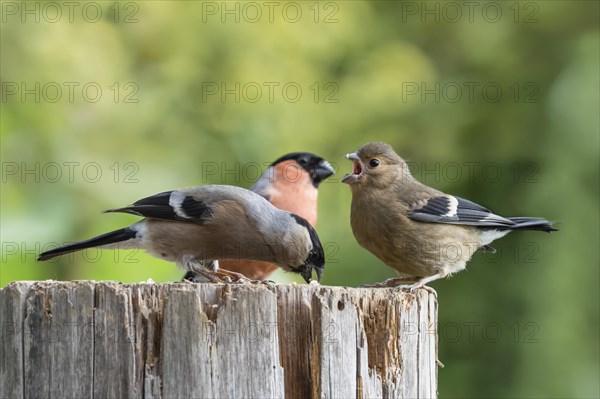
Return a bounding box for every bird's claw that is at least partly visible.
[360,277,418,289]
[184,269,275,285]
[390,283,437,297]
[360,281,393,289]
[245,277,277,286]
[391,284,413,292]
[359,277,437,297]
[213,269,277,285]
[409,284,438,297]
[214,270,250,284]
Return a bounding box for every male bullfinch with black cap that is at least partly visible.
[38,185,325,283]
[183,152,335,282]
[342,142,557,292]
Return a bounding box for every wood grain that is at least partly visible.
[0,281,438,398]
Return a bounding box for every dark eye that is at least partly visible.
[369,159,380,167]
[298,158,308,165]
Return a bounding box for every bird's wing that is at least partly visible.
[407,195,516,228]
[105,190,214,223]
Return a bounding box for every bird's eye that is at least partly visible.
[369,159,380,167]
[298,158,308,165]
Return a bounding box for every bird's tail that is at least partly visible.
[507,217,558,232]
[38,227,137,261]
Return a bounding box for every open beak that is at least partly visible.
[341,152,363,184]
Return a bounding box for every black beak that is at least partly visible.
[300,265,323,283]
[312,160,335,186]
[301,267,313,284]
[314,266,323,282]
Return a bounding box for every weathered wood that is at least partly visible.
[0,281,438,398]
[0,283,27,399]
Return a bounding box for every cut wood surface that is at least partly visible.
[0,281,438,398]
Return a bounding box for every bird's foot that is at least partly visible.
[213,269,252,283]
[186,269,272,285]
[189,269,226,284]
[396,282,438,297]
[394,272,444,296]
[213,269,273,285]
[183,257,226,284]
[360,277,418,288]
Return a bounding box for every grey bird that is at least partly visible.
[341,142,557,291]
[38,185,325,283]
[183,152,335,282]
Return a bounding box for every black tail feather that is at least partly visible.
[38,228,137,261]
[507,217,558,232]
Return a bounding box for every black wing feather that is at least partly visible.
[408,195,516,228]
[105,191,213,223]
[417,197,451,216]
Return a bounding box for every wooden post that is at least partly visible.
[0,281,438,398]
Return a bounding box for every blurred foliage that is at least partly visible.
[1,1,598,397]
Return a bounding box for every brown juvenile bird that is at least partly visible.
[38,185,325,283]
[342,142,557,291]
[183,152,335,282]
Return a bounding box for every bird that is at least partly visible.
[341,142,557,292]
[37,185,325,283]
[182,152,335,282]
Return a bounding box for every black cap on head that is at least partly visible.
[271,152,335,187]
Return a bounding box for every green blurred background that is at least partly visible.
[1,1,598,397]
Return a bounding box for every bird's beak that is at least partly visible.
[346,152,360,161]
[315,266,323,282]
[301,267,313,283]
[341,152,362,184]
[313,160,336,183]
[301,264,323,283]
